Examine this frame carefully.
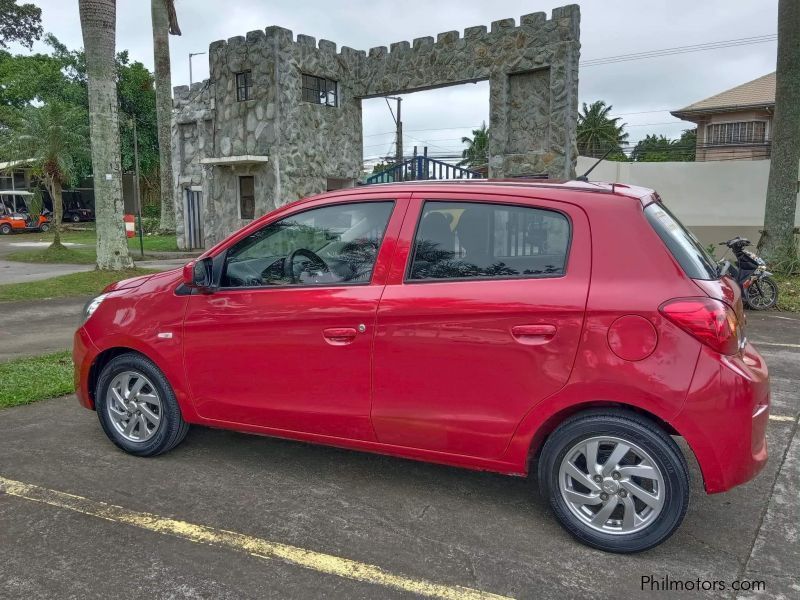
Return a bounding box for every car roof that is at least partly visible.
[317,179,656,205]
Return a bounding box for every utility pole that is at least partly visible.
[132,118,144,258]
[189,51,206,87]
[385,96,403,180]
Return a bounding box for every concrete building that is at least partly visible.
[172,5,581,249]
[671,73,774,162]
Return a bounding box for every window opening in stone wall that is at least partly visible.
[236,71,252,102]
[302,74,338,107]
[239,176,255,220]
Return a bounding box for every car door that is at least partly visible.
[371,192,591,459]
[183,195,408,441]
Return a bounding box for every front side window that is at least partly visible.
[236,71,252,101]
[302,74,337,107]
[409,201,570,281]
[239,176,255,220]
[223,201,393,288]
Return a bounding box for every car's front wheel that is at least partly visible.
[96,353,189,456]
[538,410,689,553]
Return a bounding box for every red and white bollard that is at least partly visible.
[123,214,135,238]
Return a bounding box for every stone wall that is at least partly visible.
[172,4,580,248]
[345,5,580,178]
[172,82,214,248]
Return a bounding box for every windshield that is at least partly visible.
[645,202,719,280]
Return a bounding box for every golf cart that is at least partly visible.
[0,190,52,234]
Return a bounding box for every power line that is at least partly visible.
[581,34,776,67]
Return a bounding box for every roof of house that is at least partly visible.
[671,72,775,119]
[0,158,36,172]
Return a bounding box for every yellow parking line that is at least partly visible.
[769,414,797,422]
[0,475,512,600]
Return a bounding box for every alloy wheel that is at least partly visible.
[106,371,163,442]
[558,435,665,535]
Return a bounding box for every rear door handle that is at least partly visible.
[323,327,357,345]
[511,324,557,344]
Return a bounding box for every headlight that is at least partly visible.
[83,294,108,323]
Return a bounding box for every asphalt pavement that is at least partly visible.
[0,311,798,599]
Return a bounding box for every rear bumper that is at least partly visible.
[73,326,99,410]
[672,342,769,493]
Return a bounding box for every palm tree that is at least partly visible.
[576,101,629,159]
[79,0,133,269]
[151,0,180,232]
[459,122,489,169]
[1,103,88,248]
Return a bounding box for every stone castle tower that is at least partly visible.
[172,5,580,249]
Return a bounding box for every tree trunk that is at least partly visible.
[762,0,800,260]
[152,0,176,232]
[79,0,134,270]
[49,178,64,248]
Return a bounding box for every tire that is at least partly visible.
[0,224,11,235]
[744,276,778,310]
[95,353,189,457]
[39,223,50,232]
[72,214,81,223]
[538,409,689,553]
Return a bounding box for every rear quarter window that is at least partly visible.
[645,202,719,280]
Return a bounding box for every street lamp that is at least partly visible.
[189,51,206,86]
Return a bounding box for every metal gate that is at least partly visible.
[183,188,204,250]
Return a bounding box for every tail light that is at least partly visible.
[659,297,741,355]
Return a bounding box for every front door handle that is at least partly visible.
[511,324,557,345]
[323,327,357,345]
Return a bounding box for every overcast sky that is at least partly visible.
[16,1,778,164]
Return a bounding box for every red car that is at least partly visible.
[73,181,769,552]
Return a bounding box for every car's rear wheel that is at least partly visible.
[538,410,689,553]
[39,223,50,232]
[72,214,81,222]
[96,353,189,456]
[0,224,11,235]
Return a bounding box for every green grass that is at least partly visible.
[0,268,156,302]
[0,351,74,409]
[5,226,180,264]
[775,274,800,312]
[6,244,96,264]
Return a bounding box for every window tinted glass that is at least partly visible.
[645,202,719,280]
[409,201,570,281]
[223,202,393,288]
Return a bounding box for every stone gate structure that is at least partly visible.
[172,4,580,249]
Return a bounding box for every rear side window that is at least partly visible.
[645,202,718,280]
[408,201,570,281]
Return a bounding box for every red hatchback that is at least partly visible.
[73,181,769,552]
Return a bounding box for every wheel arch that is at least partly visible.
[88,347,156,408]
[525,401,683,472]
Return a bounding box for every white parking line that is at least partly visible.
[749,341,800,349]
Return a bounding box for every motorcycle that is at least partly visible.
[717,237,778,310]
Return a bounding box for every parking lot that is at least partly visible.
[0,311,798,599]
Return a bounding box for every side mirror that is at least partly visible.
[183,258,214,292]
